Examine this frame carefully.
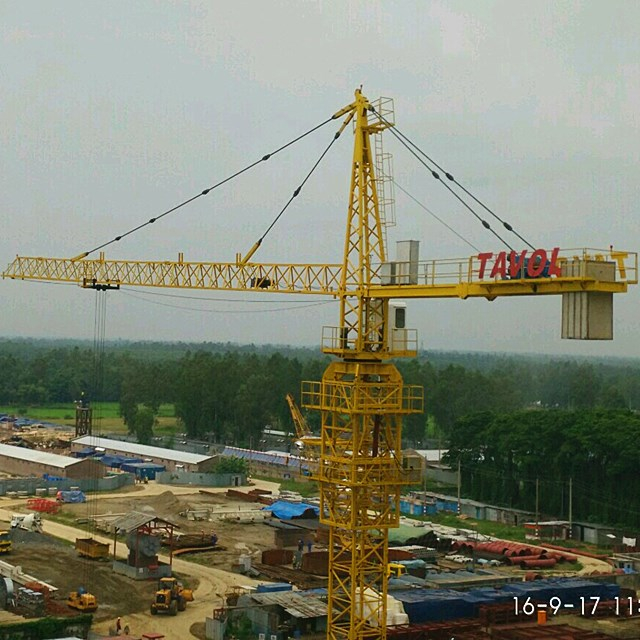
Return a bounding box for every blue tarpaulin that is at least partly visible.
[120,462,165,480]
[74,447,98,458]
[100,455,142,469]
[58,490,86,503]
[263,501,320,519]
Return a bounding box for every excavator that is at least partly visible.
[150,577,194,615]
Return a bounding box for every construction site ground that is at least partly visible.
[0,479,632,639]
[0,479,280,638]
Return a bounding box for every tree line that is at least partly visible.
[2,338,640,525]
[0,339,638,444]
[445,409,640,529]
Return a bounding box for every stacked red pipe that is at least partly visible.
[452,539,578,569]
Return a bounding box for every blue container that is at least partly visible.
[256,583,293,593]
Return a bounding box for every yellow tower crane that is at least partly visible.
[285,392,320,457]
[3,89,638,640]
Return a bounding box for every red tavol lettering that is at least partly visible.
[508,250,527,278]
[477,252,493,279]
[547,247,561,276]
[490,251,507,279]
[527,249,547,277]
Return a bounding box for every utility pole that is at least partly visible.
[536,478,540,538]
[457,458,461,515]
[422,459,427,516]
[569,477,573,539]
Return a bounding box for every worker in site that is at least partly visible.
[116,616,122,633]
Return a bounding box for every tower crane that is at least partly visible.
[285,392,320,457]
[3,89,637,640]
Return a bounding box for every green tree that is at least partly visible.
[597,385,627,409]
[134,406,155,445]
[15,383,48,405]
[119,387,138,434]
[213,457,248,474]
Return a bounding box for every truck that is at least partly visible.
[0,530,11,554]
[150,577,194,615]
[75,537,109,560]
[10,513,43,533]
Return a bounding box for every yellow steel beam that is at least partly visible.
[2,256,343,295]
[4,253,634,299]
[369,278,630,299]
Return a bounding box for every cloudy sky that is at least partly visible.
[1,0,638,357]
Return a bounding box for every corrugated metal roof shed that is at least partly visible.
[73,436,212,465]
[112,511,180,532]
[249,591,327,619]
[0,442,83,468]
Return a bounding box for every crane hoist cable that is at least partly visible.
[72,115,337,261]
[78,289,108,596]
[121,288,335,304]
[393,180,481,252]
[121,290,336,314]
[371,105,536,251]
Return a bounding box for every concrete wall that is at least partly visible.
[0,472,133,496]
[156,471,246,487]
[112,559,171,580]
[206,616,228,640]
[425,465,457,485]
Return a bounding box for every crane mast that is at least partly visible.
[301,90,422,640]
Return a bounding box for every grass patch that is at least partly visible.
[252,475,319,498]
[278,478,319,498]
[0,402,178,434]
[419,512,529,542]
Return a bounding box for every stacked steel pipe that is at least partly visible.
[452,539,578,569]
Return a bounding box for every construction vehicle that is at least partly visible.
[150,577,194,615]
[3,90,636,640]
[0,531,11,554]
[67,589,98,612]
[75,537,110,560]
[285,393,320,458]
[387,563,407,578]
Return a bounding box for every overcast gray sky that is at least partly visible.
[1,0,638,357]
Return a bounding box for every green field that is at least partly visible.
[0,403,178,435]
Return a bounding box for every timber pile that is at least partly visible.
[254,562,327,590]
[162,532,224,551]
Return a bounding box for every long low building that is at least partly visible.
[71,436,216,473]
[0,442,104,479]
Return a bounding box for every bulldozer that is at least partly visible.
[150,577,193,616]
[67,589,98,612]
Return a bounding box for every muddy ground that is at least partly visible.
[57,487,277,571]
[2,486,278,625]
[7,528,158,623]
